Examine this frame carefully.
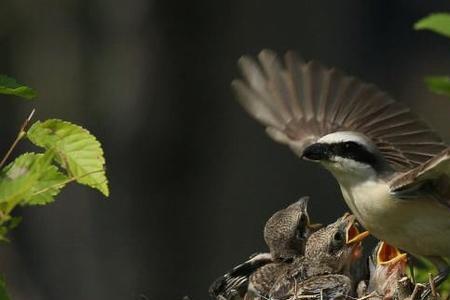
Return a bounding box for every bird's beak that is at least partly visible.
[377,242,408,265]
[301,143,330,161]
[345,216,370,245]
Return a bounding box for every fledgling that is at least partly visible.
[357,241,412,300]
[269,213,368,299]
[209,197,320,300]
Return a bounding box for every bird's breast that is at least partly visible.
[339,180,396,232]
[338,179,450,257]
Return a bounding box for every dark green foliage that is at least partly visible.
[0,75,36,100]
[415,13,450,98]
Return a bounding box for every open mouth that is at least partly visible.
[345,216,369,245]
[377,242,408,265]
[342,214,369,259]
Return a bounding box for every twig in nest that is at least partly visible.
[346,291,378,300]
[410,283,426,300]
[428,273,437,298]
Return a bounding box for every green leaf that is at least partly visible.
[0,276,10,300]
[425,76,450,97]
[6,153,69,206]
[414,13,450,38]
[27,119,109,196]
[0,151,55,205]
[0,75,36,100]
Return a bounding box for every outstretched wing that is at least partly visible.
[389,148,450,209]
[232,50,446,172]
[209,253,273,299]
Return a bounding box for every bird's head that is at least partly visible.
[264,196,322,260]
[305,213,369,273]
[367,241,409,298]
[301,131,391,181]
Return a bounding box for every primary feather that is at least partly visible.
[232,50,446,172]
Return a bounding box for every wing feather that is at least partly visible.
[389,148,450,208]
[209,253,273,299]
[233,50,446,172]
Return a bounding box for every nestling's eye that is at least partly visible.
[333,231,344,242]
[330,231,345,251]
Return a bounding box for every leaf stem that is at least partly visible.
[0,109,36,169]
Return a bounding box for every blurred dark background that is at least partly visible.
[0,1,450,299]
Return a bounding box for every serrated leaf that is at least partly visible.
[24,165,67,205]
[0,75,36,100]
[425,76,450,97]
[414,13,450,38]
[27,119,109,196]
[0,151,54,205]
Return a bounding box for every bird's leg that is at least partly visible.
[420,257,449,300]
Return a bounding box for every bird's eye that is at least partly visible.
[344,142,358,150]
[333,231,343,242]
[330,231,345,251]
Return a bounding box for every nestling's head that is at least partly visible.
[301,131,391,180]
[264,196,321,260]
[367,241,409,299]
[304,213,369,273]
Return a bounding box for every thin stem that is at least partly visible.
[428,273,437,297]
[0,109,36,169]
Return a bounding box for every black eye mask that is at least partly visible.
[331,141,379,169]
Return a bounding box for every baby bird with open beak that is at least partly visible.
[209,197,320,300]
[358,241,412,300]
[269,213,369,299]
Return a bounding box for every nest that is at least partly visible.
[208,199,448,300]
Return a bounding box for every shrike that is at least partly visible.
[232,49,450,294]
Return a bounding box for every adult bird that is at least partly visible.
[232,49,450,296]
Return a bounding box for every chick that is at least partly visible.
[357,241,412,300]
[269,213,368,299]
[209,197,320,300]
